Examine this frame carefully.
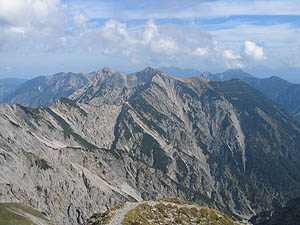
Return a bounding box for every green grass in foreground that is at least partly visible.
[0,203,54,225]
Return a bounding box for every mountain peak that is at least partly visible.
[96,67,116,76]
[217,69,255,79]
[140,66,159,73]
[128,66,161,81]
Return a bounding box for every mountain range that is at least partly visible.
[0,78,27,102]
[1,67,300,224]
[1,72,94,108]
[159,67,300,122]
[3,68,300,124]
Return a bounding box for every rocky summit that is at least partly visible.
[1,67,300,224]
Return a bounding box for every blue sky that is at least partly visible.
[0,0,300,81]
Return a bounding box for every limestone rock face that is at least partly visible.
[2,72,94,107]
[1,68,300,225]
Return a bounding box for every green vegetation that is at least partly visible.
[0,203,54,225]
[160,198,197,206]
[175,156,188,182]
[17,105,43,127]
[130,95,168,138]
[24,151,53,170]
[87,211,115,225]
[59,97,88,116]
[45,107,97,150]
[122,200,242,225]
[139,133,172,173]
[110,204,125,211]
[35,159,53,170]
[210,79,300,201]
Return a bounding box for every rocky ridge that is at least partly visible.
[2,72,94,107]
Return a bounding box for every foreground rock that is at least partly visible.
[84,198,250,225]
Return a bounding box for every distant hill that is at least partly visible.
[159,67,300,122]
[2,72,94,107]
[0,78,27,101]
[241,76,300,122]
[157,66,202,78]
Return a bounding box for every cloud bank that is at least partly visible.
[0,0,299,77]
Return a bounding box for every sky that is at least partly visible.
[0,0,300,81]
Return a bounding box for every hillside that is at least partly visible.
[0,78,27,102]
[84,198,249,225]
[0,203,54,225]
[250,197,300,225]
[1,68,300,224]
[241,76,300,122]
[2,72,94,107]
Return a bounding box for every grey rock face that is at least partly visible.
[1,67,300,225]
[195,69,300,122]
[2,72,94,107]
[70,67,158,106]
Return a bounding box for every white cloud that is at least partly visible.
[0,0,61,26]
[103,48,117,55]
[223,50,241,60]
[225,61,244,69]
[100,19,137,46]
[244,41,266,60]
[151,38,179,56]
[0,0,68,52]
[84,19,216,66]
[143,20,158,44]
[63,0,300,20]
[1,0,299,75]
[74,13,87,27]
[223,49,244,69]
[190,48,208,56]
[4,66,12,72]
[9,26,25,34]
